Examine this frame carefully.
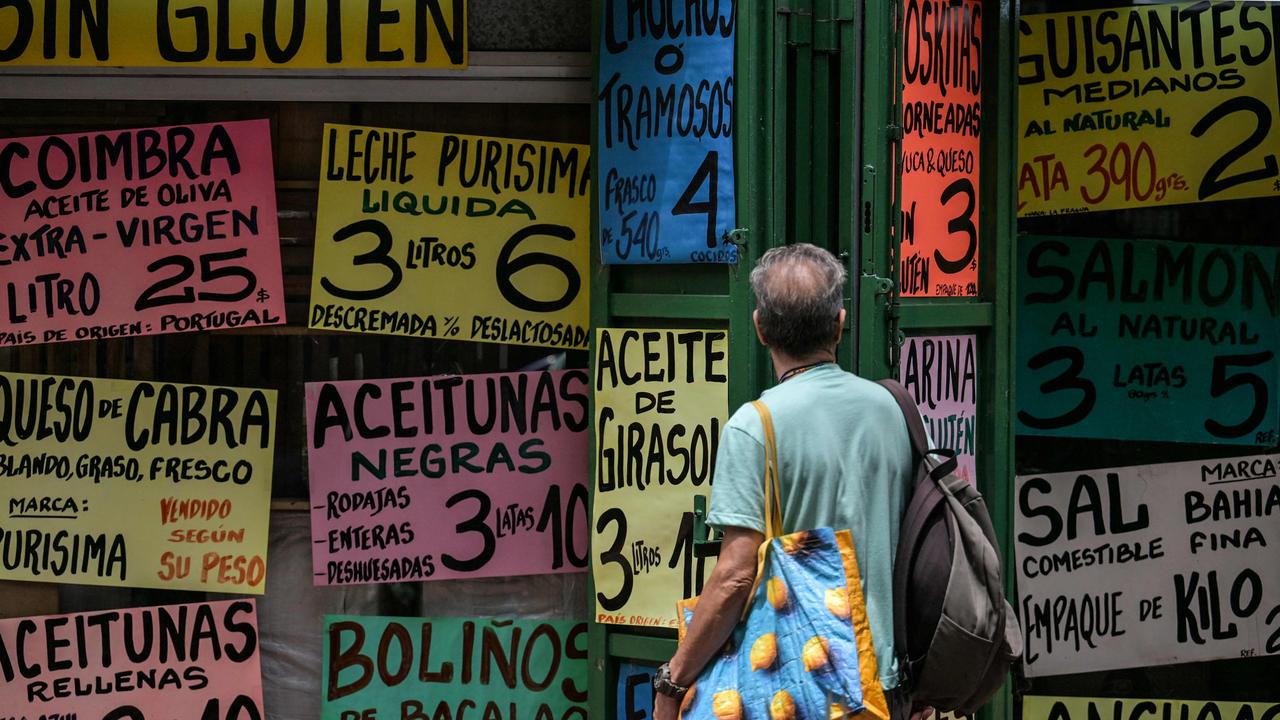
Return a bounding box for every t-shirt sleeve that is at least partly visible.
[706,414,766,534]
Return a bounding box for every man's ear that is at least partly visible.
[833,308,847,346]
[753,309,767,346]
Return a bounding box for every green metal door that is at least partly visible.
[587,1,1019,718]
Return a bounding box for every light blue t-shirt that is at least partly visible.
[706,364,913,689]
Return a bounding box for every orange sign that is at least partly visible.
[900,0,982,297]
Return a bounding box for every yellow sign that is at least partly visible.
[0,0,465,69]
[1018,3,1280,215]
[592,328,728,628]
[0,372,275,594]
[309,124,591,350]
[1024,696,1280,720]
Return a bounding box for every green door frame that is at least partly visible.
[586,1,1019,718]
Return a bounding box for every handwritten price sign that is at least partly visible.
[900,0,982,296]
[308,125,590,349]
[592,329,728,627]
[597,1,737,263]
[306,370,589,586]
[0,120,285,347]
[1018,3,1280,215]
[1016,235,1278,446]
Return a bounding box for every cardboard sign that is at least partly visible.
[901,0,982,296]
[1025,696,1280,720]
[306,370,589,586]
[1018,3,1280,215]
[309,124,590,350]
[0,371,275,593]
[0,0,465,69]
[0,120,285,347]
[0,599,263,719]
[616,662,657,720]
[900,334,978,483]
[597,1,737,264]
[1017,235,1279,446]
[1015,454,1280,676]
[592,328,728,628]
[322,615,587,720]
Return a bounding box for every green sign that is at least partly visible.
[1017,235,1279,445]
[322,615,588,720]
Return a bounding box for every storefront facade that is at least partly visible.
[0,1,1275,719]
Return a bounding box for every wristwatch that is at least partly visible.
[653,663,691,699]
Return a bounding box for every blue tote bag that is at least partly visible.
[676,401,889,720]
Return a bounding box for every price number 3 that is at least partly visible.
[1019,347,1275,440]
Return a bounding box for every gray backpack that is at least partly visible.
[879,379,1023,714]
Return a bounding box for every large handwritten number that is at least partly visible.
[1204,351,1275,439]
[320,219,402,301]
[672,150,719,248]
[135,256,194,309]
[495,224,581,312]
[668,511,716,599]
[934,177,977,274]
[1017,346,1096,430]
[595,507,633,611]
[135,249,257,310]
[536,483,588,570]
[1191,96,1279,200]
[196,250,256,301]
[565,482,588,568]
[105,707,145,720]
[441,489,496,572]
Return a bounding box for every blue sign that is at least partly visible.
[1017,235,1279,445]
[597,2,737,264]
[616,662,658,720]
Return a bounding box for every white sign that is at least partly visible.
[1014,454,1280,676]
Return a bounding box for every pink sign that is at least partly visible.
[306,369,589,585]
[0,599,264,718]
[899,334,978,483]
[0,120,285,346]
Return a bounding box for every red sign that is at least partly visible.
[900,0,982,297]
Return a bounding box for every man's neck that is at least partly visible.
[770,350,835,381]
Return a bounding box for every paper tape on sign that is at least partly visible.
[0,600,264,719]
[899,334,978,484]
[308,124,590,350]
[1018,3,1280,215]
[306,370,589,586]
[1024,696,1280,720]
[0,0,466,69]
[901,0,983,297]
[1014,454,1280,677]
[591,328,729,628]
[322,615,588,720]
[0,120,286,347]
[0,371,275,593]
[1016,235,1279,446]
[597,1,737,264]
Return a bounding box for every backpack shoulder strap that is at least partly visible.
[877,378,930,459]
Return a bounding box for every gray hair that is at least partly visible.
[750,244,847,357]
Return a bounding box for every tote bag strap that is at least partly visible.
[741,400,783,613]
